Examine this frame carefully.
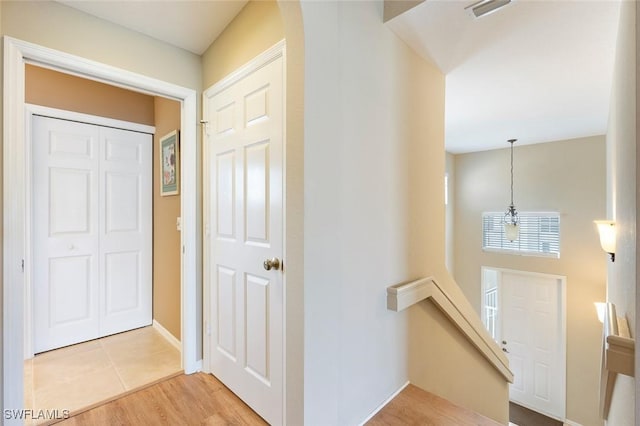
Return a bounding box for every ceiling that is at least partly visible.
[387,0,622,153]
[58,0,621,153]
[58,0,248,55]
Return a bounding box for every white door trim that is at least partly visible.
[481,266,567,421]
[202,39,286,423]
[25,104,156,358]
[26,104,156,134]
[4,36,199,420]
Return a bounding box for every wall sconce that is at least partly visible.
[594,220,616,262]
[594,302,606,323]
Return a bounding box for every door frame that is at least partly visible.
[25,104,156,358]
[3,36,199,418]
[481,266,567,421]
[202,39,287,422]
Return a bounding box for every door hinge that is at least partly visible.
[200,119,210,136]
[21,259,25,273]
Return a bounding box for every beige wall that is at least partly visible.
[445,152,455,274]
[606,1,636,424]
[301,1,507,423]
[409,300,509,418]
[153,98,182,340]
[453,136,607,425]
[25,65,154,125]
[202,1,284,88]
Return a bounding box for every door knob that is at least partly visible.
[263,257,281,271]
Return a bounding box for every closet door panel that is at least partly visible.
[33,116,153,353]
[33,116,101,353]
[99,127,152,336]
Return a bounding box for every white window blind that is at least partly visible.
[482,212,560,258]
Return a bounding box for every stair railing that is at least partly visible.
[387,276,514,383]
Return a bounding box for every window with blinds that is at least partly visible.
[482,212,560,258]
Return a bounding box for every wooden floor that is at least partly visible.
[367,384,501,426]
[56,373,267,425]
[56,373,505,426]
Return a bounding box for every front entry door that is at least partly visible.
[33,115,152,353]
[205,49,284,425]
[501,270,566,421]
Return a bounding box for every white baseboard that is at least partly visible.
[183,359,203,375]
[358,381,410,426]
[564,420,583,426]
[152,319,182,351]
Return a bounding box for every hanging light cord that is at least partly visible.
[509,139,515,207]
[504,138,518,226]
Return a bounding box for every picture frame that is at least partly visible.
[159,130,179,196]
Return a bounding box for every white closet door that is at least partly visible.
[33,116,101,353]
[33,115,152,353]
[99,126,152,336]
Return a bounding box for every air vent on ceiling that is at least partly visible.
[465,0,512,18]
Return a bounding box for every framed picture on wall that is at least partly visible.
[160,130,179,196]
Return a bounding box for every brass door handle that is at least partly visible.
[263,257,281,271]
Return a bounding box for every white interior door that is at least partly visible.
[33,115,152,353]
[205,53,284,425]
[501,270,566,420]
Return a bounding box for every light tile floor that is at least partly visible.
[24,326,182,424]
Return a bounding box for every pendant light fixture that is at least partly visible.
[504,139,519,241]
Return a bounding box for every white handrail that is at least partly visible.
[387,277,514,383]
[599,302,635,419]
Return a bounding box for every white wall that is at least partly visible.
[605,1,636,424]
[301,1,508,424]
[302,3,411,423]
